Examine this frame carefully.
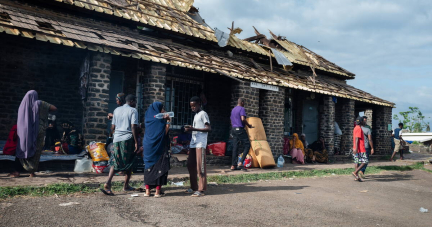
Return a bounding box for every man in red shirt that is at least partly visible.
[352,117,368,182]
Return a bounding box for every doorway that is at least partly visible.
[107,71,124,132]
[302,99,319,145]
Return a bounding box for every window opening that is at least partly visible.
[165,78,202,129]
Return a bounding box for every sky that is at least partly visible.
[194,0,432,129]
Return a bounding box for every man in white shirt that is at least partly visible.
[101,94,139,196]
[185,96,211,197]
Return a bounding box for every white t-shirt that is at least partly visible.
[112,104,138,143]
[190,110,210,148]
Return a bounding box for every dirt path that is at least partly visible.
[1,153,431,187]
[1,170,431,227]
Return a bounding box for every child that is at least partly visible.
[184,96,211,197]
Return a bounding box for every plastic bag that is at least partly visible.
[74,158,93,173]
[92,164,108,174]
[277,155,285,168]
[238,154,252,169]
[87,142,109,162]
[207,142,226,156]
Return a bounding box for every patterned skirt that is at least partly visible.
[314,149,328,163]
[109,137,136,171]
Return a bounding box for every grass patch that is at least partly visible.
[0,162,429,199]
[206,162,426,185]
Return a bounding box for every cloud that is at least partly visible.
[194,0,432,125]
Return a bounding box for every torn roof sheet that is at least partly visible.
[0,1,394,107]
[272,48,292,66]
[50,0,271,56]
[269,31,355,78]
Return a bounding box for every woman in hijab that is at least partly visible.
[289,133,305,164]
[143,102,171,198]
[11,90,57,177]
[309,136,328,163]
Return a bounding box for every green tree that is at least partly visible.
[393,107,430,132]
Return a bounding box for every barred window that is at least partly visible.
[165,78,202,129]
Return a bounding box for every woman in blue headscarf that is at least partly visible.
[143,102,171,197]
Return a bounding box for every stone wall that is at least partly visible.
[373,106,392,154]
[0,35,86,139]
[259,89,286,157]
[82,53,112,142]
[319,96,335,154]
[142,62,166,108]
[339,99,355,154]
[230,81,259,117]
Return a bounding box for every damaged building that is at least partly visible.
[0,0,394,157]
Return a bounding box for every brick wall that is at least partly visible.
[82,53,111,142]
[259,89,286,157]
[0,35,86,139]
[319,96,335,154]
[230,81,259,117]
[339,98,355,154]
[373,106,392,154]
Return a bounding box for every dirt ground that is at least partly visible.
[2,153,431,188]
[1,170,431,227]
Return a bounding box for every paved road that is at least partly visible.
[1,170,432,227]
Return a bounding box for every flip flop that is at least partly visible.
[185,188,194,194]
[123,186,136,192]
[7,173,20,178]
[100,188,115,196]
[191,191,205,197]
[351,172,359,181]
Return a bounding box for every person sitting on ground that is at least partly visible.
[300,133,309,148]
[171,126,192,154]
[44,120,60,151]
[308,136,328,163]
[289,133,305,164]
[61,121,84,154]
[302,134,315,163]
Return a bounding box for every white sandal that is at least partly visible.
[191,191,205,197]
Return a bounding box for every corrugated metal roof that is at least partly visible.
[0,1,394,107]
[269,31,355,78]
[272,48,292,66]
